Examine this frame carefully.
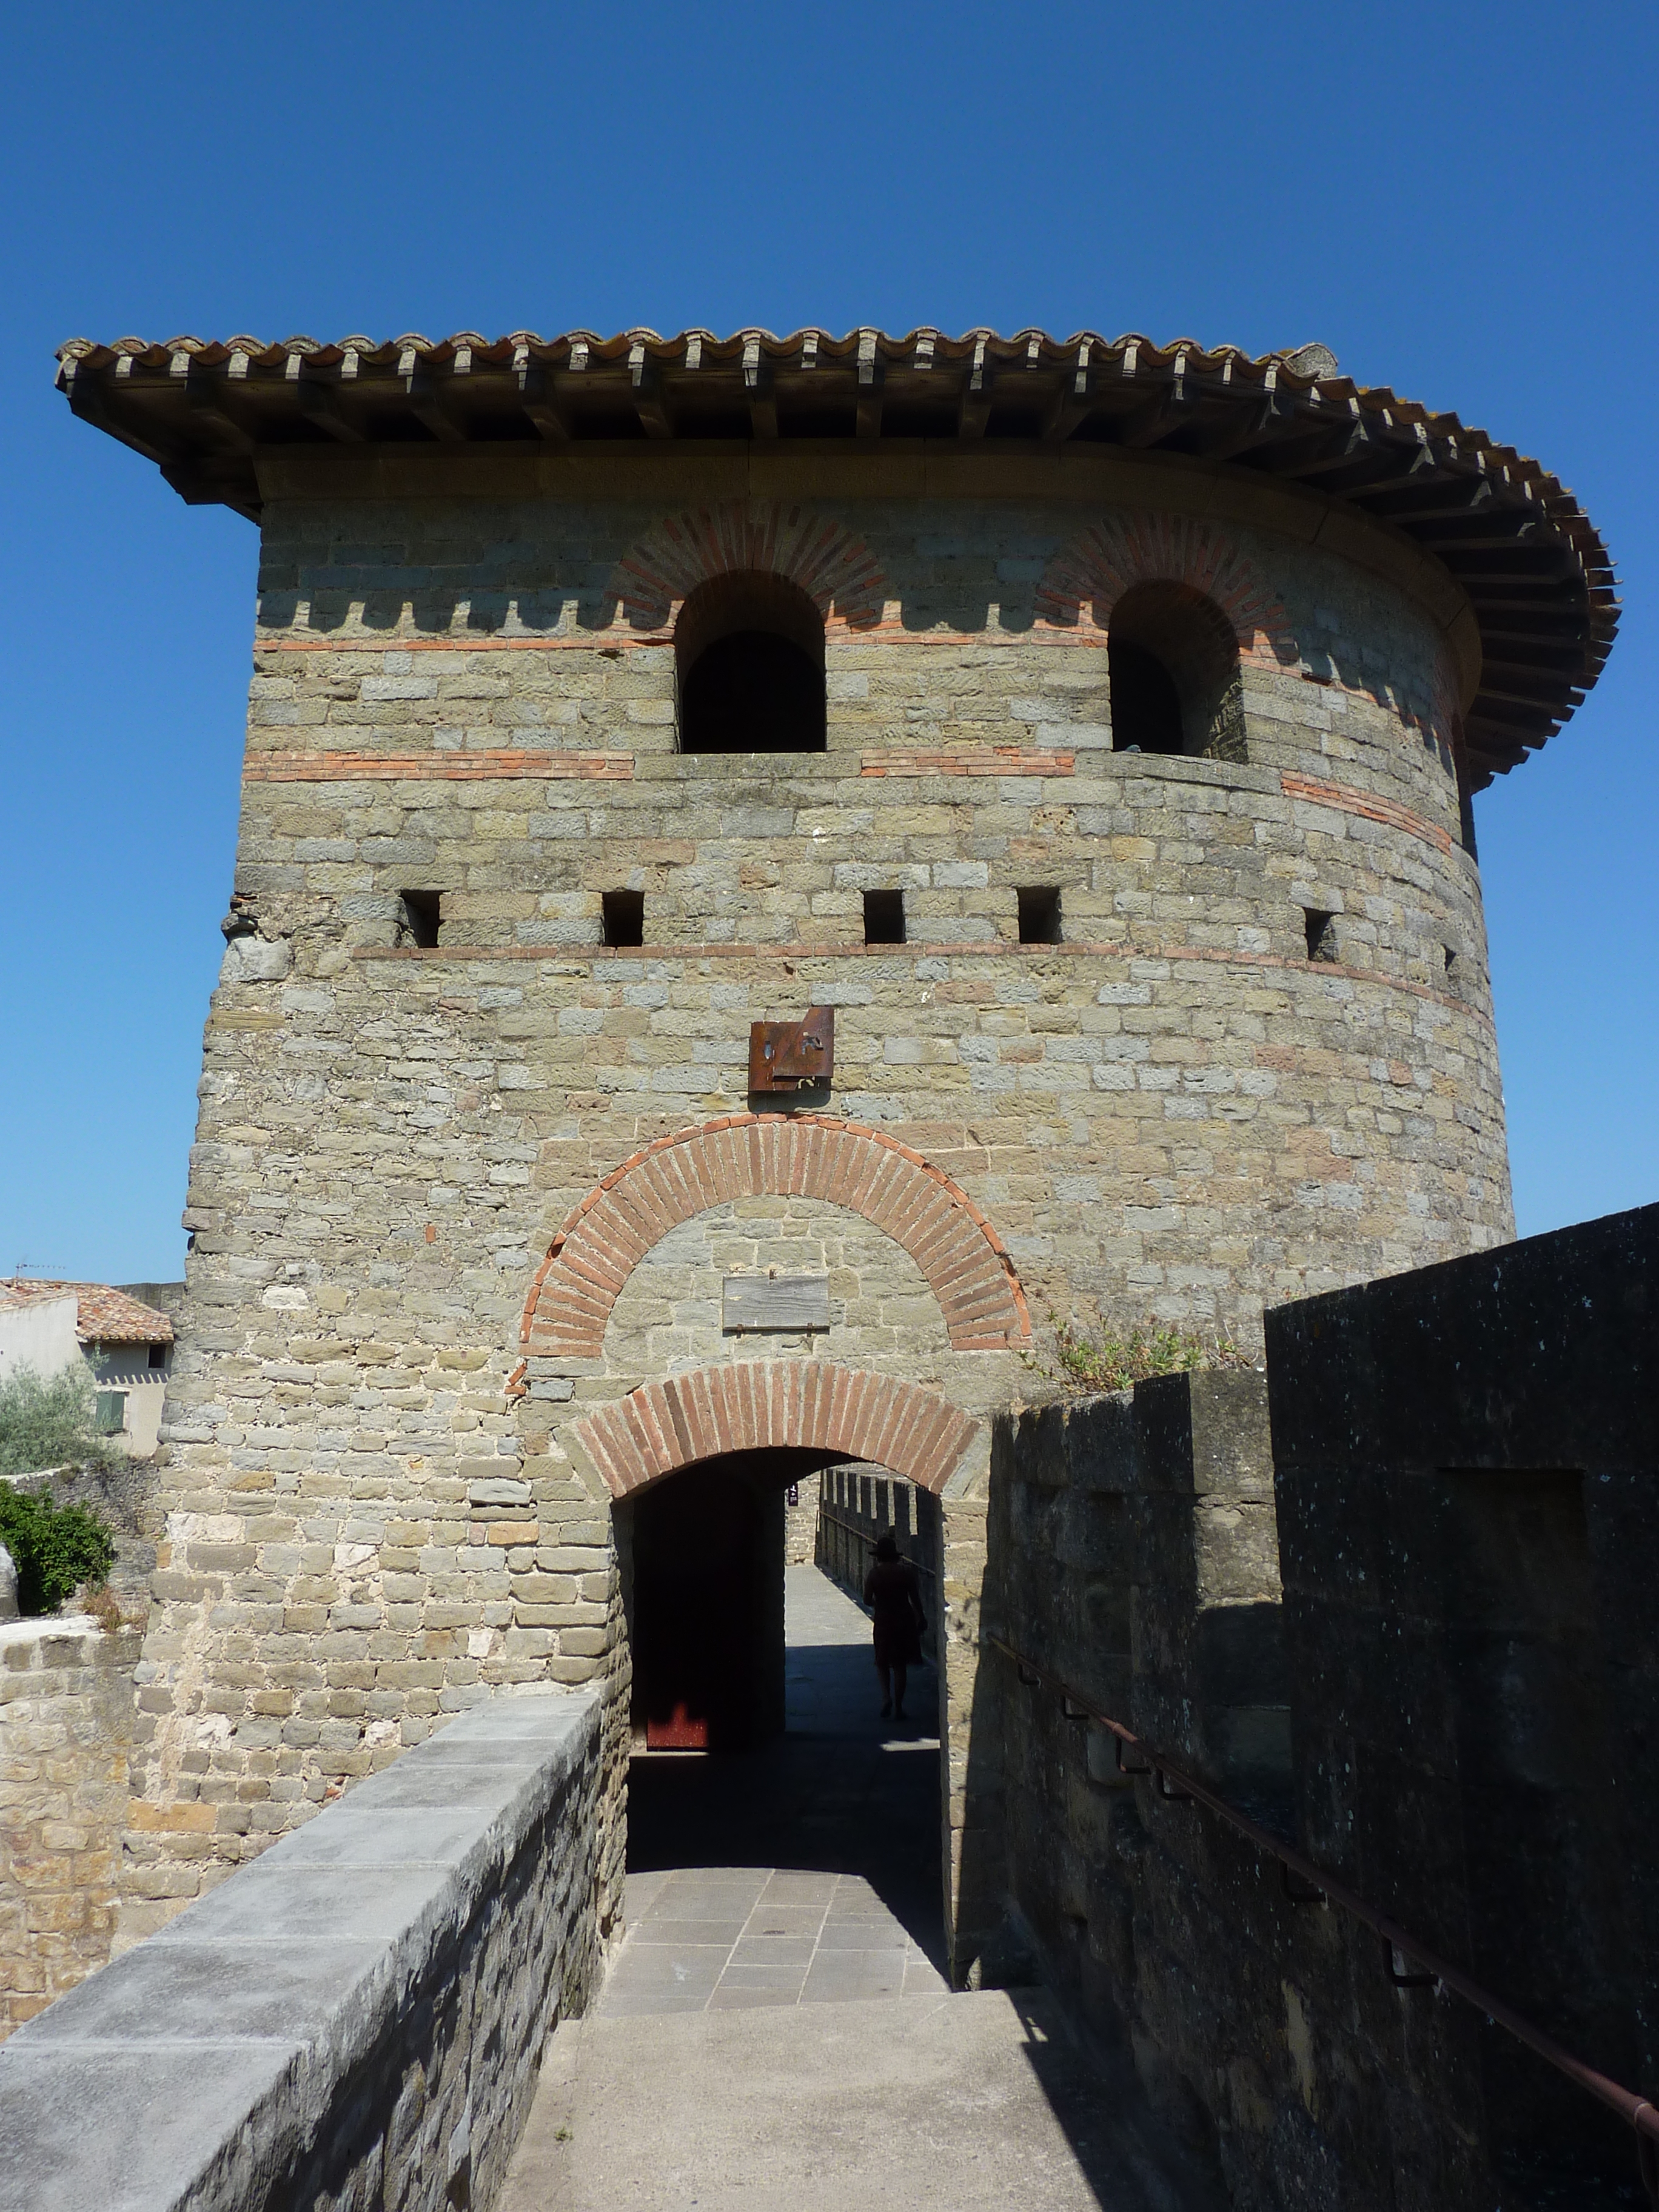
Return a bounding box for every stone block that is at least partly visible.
[0,1689,601,2211]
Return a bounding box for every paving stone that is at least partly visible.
[503,1989,1223,2210]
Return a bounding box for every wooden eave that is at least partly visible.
[54,327,1618,788]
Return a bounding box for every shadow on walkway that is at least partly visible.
[616,1564,950,1994]
[511,1569,1224,2205]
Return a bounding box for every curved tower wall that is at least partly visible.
[124,451,1506,1937]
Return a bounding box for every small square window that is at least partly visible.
[399,890,441,949]
[1303,908,1338,964]
[863,890,905,945]
[602,890,645,948]
[147,1343,167,1370]
[1017,886,1062,945]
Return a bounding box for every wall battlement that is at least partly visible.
[968,1201,1658,2210]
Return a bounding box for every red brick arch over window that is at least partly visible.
[520,1114,1030,1359]
[1035,512,1300,667]
[569,1359,979,1500]
[609,499,887,634]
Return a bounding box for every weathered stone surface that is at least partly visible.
[103,475,1509,1952]
[218,934,293,984]
[0,1617,141,2038]
[1267,1199,1659,2208]
[0,1686,602,2212]
[721,1270,831,1335]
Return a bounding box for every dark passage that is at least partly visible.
[629,1461,782,1750]
[611,1471,949,2010]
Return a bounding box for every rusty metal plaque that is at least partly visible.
[748,1005,834,1092]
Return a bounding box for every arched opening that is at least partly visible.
[675,571,826,753]
[1108,580,1246,761]
[624,1453,799,1752]
[605,1447,950,2013]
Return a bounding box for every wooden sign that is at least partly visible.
[748,1005,834,1092]
[722,1273,831,1334]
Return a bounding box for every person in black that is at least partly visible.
[863,1533,926,1720]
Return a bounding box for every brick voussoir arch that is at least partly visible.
[520,1113,1030,1358]
[609,498,888,634]
[1036,510,1299,668]
[571,1359,980,1500]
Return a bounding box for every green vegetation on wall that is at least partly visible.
[0,1486,116,1614]
[1035,1313,1256,1396]
[0,1365,119,1612]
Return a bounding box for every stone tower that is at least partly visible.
[59,326,1616,1948]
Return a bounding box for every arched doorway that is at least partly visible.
[623,1448,820,1751]
[608,1436,953,2013]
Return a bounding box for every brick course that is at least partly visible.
[245,750,633,783]
[571,1360,978,1498]
[523,1114,1028,1356]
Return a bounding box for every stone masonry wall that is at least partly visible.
[0,1688,603,2212]
[1267,1201,1659,2208]
[127,471,1512,1925]
[0,1617,142,2037]
[975,1380,1493,2212]
[965,1214,1659,2211]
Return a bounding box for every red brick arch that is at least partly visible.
[609,499,887,634]
[520,1113,1030,1359]
[1036,512,1299,666]
[569,1359,979,1500]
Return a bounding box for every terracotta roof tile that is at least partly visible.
[53,325,1617,785]
[0,1281,174,1345]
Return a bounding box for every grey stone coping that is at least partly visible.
[0,1687,600,2212]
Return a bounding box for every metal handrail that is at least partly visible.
[988,1634,1659,2201]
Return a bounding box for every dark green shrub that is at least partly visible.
[0,1484,116,1614]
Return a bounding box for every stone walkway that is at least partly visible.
[597,1564,947,2016]
[503,1988,1212,2211]
[502,1566,1221,2210]
[595,1864,947,2014]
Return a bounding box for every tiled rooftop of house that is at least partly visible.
[0,1281,173,1345]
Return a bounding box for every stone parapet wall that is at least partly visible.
[0,1687,602,2212]
[0,1617,141,2038]
[1266,1201,1659,2207]
[973,1378,1489,2209]
[956,1208,1659,2210]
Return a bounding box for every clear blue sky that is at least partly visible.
[2,2,1654,1282]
